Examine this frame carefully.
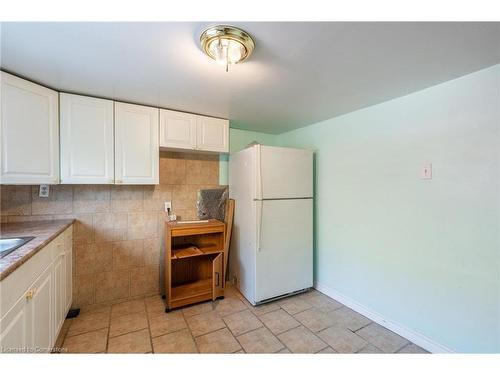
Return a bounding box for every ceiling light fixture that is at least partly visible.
[200,25,255,72]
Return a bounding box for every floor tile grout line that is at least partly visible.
[395,342,412,353]
[277,323,330,354]
[143,297,156,353]
[248,307,300,353]
[184,300,220,353]
[105,304,113,352]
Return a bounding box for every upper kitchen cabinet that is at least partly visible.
[114,102,159,185]
[160,109,197,150]
[160,110,229,153]
[0,72,59,184]
[196,115,229,153]
[60,93,114,184]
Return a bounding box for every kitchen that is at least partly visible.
[0,11,499,369]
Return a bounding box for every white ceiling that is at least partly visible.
[1,22,499,134]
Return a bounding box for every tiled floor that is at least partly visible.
[55,286,428,354]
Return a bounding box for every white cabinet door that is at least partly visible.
[26,265,53,351]
[196,115,229,153]
[0,295,29,353]
[60,93,114,184]
[115,102,159,184]
[0,72,59,184]
[159,109,197,150]
[64,239,72,313]
[53,253,64,337]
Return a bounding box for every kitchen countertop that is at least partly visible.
[0,219,75,281]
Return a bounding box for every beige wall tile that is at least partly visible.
[73,214,94,244]
[110,185,143,212]
[0,185,32,216]
[185,154,219,185]
[143,237,161,265]
[143,185,172,211]
[94,242,113,273]
[75,274,95,306]
[127,211,158,240]
[159,152,186,185]
[174,208,198,221]
[31,185,73,215]
[73,185,111,213]
[75,243,95,275]
[95,270,130,303]
[113,241,135,270]
[94,212,127,229]
[130,266,160,296]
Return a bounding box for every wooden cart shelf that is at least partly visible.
[171,279,213,303]
[171,243,222,259]
[165,219,226,311]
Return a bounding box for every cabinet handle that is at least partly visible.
[215,272,220,287]
[25,288,36,300]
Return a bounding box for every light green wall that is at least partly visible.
[276,65,500,352]
[219,127,279,185]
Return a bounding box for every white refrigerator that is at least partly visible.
[229,144,313,305]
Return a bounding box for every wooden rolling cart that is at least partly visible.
[164,219,226,312]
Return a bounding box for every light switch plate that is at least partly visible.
[39,184,50,197]
[421,164,432,179]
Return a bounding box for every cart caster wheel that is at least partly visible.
[165,308,171,313]
[218,296,225,300]
[161,295,166,300]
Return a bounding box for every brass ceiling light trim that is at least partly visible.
[200,25,255,71]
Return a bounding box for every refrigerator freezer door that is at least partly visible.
[256,145,313,199]
[255,198,313,302]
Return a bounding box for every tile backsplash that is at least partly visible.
[0,151,222,308]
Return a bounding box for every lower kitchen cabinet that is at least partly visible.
[0,226,73,353]
[27,265,53,351]
[0,291,29,352]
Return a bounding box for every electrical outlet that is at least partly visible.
[39,184,50,198]
[164,201,172,212]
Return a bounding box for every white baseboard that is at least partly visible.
[313,281,454,353]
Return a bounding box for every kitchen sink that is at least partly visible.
[0,237,34,259]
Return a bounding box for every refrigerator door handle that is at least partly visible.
[255,144,262,200]
[256,200,263,252]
